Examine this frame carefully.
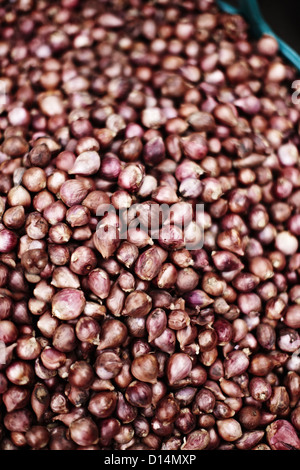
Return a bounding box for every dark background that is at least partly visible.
[224,0,300,54]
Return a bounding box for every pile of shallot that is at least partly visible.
[0,0,300,451]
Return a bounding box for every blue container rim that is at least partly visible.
[216,0,300,71]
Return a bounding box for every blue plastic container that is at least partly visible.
[216,0,300,71]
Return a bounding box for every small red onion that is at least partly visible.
[131,354,158,384]
[6,361,34,386]
[125,381,152,408]
[180,429,210,450]
[4,409,33,433]
[146,308,167,343]
[75,316,101,345]
[153,328,176,355]
[224,350,250,379]
[166,353,193,386]
[69,151,101,176]
[59,179,89,207]
[216,418,242,442]
[275,231,298,256]
[97,319,128,351]
[52,288,85,321]
[0,229,18,253]
[69,417,99,447]
[267,420,300,450]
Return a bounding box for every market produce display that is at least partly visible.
[0,0,300,451]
